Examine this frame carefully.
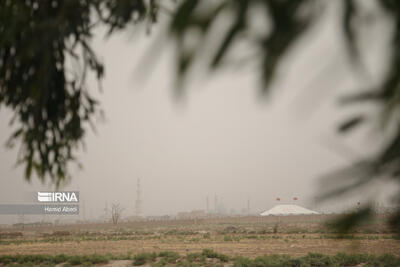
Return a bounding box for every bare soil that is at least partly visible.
[0,215,398,257]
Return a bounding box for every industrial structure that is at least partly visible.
[134,178,143,217]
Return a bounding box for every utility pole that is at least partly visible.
[104,201,109,221]
[214,194,218,213]
[135,178,143,217]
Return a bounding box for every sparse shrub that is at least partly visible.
[1,251,399,267]
[132,255,146,266]
[374,253,400,267]
[187,252,206,263]
[286,258,305,266]
[332,252,370,266]
[224,235,233,241]
[301,253,333,266]
[67,254,109,266]
[287,228,308,234]
[0,255,13,265]
[203,233,211,239]
[158,251,180,263]
[67,255,83,265]
[233,256,253,267]
[201,249,230,262]
[224,226,238,233]
[165,229,195,235]
[273,223,279,234]
[0,232,23,238]
[87,254,109,264]
[253,254,293,267]
[152,258,168,267]
[52,230,70,236]
[54,254,68,264]
[133,252,157,266]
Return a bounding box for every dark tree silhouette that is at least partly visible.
[0,0,158,187]
[1,0,400,229]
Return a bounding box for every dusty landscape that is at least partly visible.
[0,214,399,266]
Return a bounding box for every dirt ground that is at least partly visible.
[0,215,399,257]
[0,235,399,257]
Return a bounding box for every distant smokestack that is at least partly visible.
[135,178,143,217]
[104,201,109,221]
[214,194,218,212]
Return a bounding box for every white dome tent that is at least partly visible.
[260,204,319,216]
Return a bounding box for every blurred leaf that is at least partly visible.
[211,0,248,68]
[327,206,373,234]
[338,115,365,133]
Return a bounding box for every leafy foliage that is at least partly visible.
[0,0,158,187]
[168,0,319,93]
[166,0,400,229]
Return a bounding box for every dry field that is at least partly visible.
[0,215,399,258]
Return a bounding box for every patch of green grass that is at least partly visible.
[132,252,157,266]
[224,235,233,241]
[164,229,196,235]
[373,253,400,267]
[223,235,240,242]
[244,235,258,239]
[285,227,309,234]
[132,251,180,266]
[186,252,206,263]
[158,251,180,263]
[232,256,253,267]
[318,234,381,240]
[0,251,399,267]
[67,254,110,266]
[0,254,109,266]
[332,252,371,266]
[232,252,400,267]
[201,249,230,262]
[202,233,210,239]
[301,253,334,266]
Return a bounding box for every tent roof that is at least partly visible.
[260,204,319,216]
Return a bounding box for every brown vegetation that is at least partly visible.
[0,215,398,257]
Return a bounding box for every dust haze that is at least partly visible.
[0,5,394,224]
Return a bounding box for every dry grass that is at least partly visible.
[0,215,398,258]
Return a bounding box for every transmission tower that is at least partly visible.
[104,201,109,221]
[135,178,143,217]
[214,194,218,213]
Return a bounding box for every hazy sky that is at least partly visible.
[0,2,395,223]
